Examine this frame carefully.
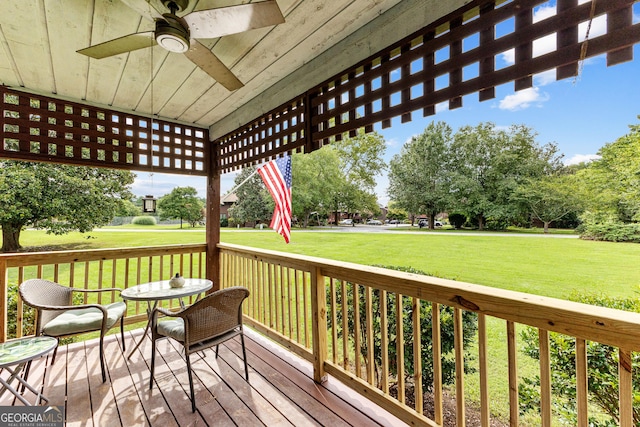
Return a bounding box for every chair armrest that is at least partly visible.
[26,302,108,316]
[154,306,184,318]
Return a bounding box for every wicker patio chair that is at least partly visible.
[19,278,126,383]
[150,286,250,412]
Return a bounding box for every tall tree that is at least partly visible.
[227,166,272,226]
[0,161,135,252]
[291,148,343,227]
[388,121,453,229]
[513,173,585,233]
[330,129,387,223]
[449,123,561,230]
[577,119,640,222]
[157,186,204,228]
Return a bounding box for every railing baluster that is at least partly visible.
[294,269,300,343]
[412,297,422,414]
[287,267,293,339]
[619,348,633,427]
[354,283,361,378]
[380,290,388,394]
[365,286,374,386]
[432,302,443,425]
[303,271,310,348]
[539,329,552,427]
[576,338,588,426]
[341,279,348,369]
[83,261,90,303]
[268,263,274,330]
[330,278,337,364]
[16,267,24,338]
[396,293,405,404]
[478,314,489,427]
[507,320,517,427]
[455,307,466,427]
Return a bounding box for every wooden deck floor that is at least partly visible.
[0,328,403,426]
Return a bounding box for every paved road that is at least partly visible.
[96,225,579,238]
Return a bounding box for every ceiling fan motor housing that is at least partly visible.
[155,14,190,53]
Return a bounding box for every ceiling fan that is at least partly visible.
[77,0,285,91]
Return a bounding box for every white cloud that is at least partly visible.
[534,69,556,86]
[565,154,601,166]
[579,14,606,40]
[498,87,550,111]
[386,137,401,147]
[533,4,556,23]
[501,48,515,65]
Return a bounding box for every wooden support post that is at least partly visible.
[206,144,221,291]
[311,266,327,383]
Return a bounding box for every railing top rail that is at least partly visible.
[219,243,640,351]
[0,243,207,268]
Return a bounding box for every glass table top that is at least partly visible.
[0,336,58,367]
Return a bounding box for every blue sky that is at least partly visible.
[132,1,640,206]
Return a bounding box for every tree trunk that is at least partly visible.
[429,213,436,230]
[2,225,22,252]
[543,221,550,234]
[477,214,485,231]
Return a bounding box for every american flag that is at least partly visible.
[258,154,292,243]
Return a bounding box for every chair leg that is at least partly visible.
[215,344,219,358]
[99,335,107,383]
[120,317,126,352]
[185,353,196,413]
[240,333,249,382]
[51,345,59,365]
[150,337,156,390]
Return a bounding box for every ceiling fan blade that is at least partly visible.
[184,39,243,91]
[77,32,156,59]
[120,0,164,21]
[184,0,285,39]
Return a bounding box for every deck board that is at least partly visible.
[2,328,400,426]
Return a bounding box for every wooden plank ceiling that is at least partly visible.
[0,0,462,133]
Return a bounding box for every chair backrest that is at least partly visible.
[19,279,73,332]
[181,286,249,346]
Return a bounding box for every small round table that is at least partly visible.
[121,278,213,359]
[0,336,58,406]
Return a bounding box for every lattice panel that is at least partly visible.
[216,96,306,173]
[1,86,208,175]
[214,0,640,167]
[310,0,639,144]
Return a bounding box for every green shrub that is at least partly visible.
[519,292,640,425]
[131,216,157,226]
[485,217,510,231]
[448,213,466,229]
[220,217,229,227]
[578,221,640,243]
[7,283,35,338]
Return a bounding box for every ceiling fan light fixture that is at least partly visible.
[156,32,189,53]
[155,18,190,53]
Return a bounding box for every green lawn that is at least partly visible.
[19,227,640,300]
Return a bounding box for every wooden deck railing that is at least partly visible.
[219,243,640,427]
[2,242,640,426]
[0,244,207,340]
